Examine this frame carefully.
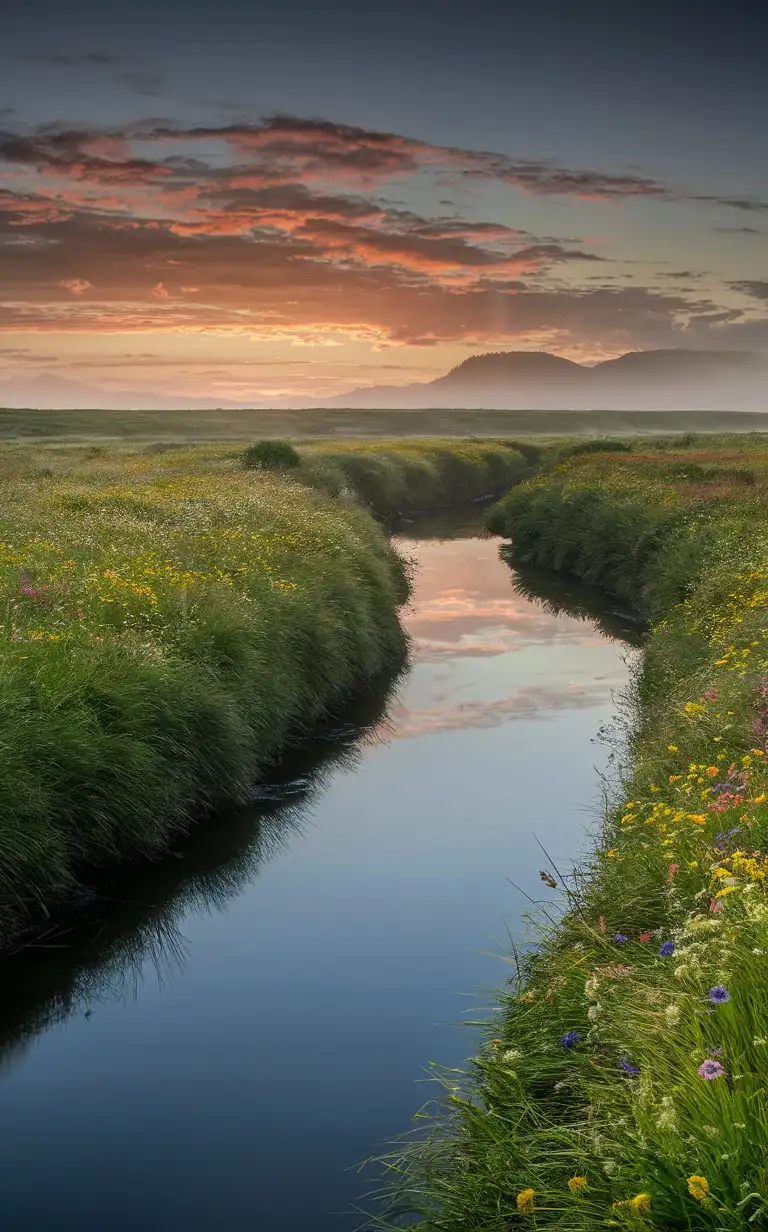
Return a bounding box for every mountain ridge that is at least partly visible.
[1,348,767,411]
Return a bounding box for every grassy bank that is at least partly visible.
[297,437,536,520]
[377,440,768,1229]
[0,435,535,939]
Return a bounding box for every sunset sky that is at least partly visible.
[2,0,767,404]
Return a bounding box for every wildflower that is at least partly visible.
[615,934,628,945]
[639,932,651,942]
[502,1048,522,1064]
[539,869,557,889]
[659,941,675,956]
[709,899,723,913]
[631,1193,652,1213]
[584,976,600,998]
[687,1175,710,1202]
[587,1004,600,1021]
[664,1004,681,1025]
[706,766,720,777]
[568,1176,588,1194]
[516,1188,536,1213]
[668,744,679,752]
[619,1057,640,1075]
[698,1058,725,1079]
[560,1031,580,1048]
[667,864,680,882]
[708,985,730,1004]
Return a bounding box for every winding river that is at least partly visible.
[0,512,637,1231]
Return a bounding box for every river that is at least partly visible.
[0,513,637,1230]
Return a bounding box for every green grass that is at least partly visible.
[372,438,768,1229]
[0,434,538,938]
[5,405,768,443]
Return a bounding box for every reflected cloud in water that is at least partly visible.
[389,678,625,738]
[396,536,620,661]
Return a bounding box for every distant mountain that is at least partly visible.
[312,349,768,411]
[0,373,248,412]
[2,348,767,412]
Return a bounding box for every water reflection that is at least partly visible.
[0,514,635,1232]
[0,674,400,1059]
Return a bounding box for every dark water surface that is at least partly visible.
[0,516,635,1231]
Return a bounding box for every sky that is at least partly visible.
[1,0,767,404]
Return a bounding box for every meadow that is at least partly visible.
[377,434,768,1229]
[5,405,768,443]
[0,435,529,941]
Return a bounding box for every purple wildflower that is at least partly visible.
[698,1058,725,1080]
[713,827,740,851]
[659,941,675,957]
[614,934,628,945]
[560,1031,580,1049]
[19,573,48,602]
[619,1057,640,1075]
[708,985,730,1004]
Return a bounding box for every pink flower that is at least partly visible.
[698,1059,725,1080]
[639,932,651,943]
[709,899,723,913]
[703,687,719,701]
[667,864,680,882]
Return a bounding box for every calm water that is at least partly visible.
[0,517,636,1231]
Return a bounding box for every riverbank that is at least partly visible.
[0,438,530,940]
[379,440,768,1229]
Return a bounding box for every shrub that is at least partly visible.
[241,438,301,471]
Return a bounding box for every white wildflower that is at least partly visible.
[664,1004,681,1026]
[584,976,600,998]
[587,1003,601,1021]
[501,1049,522,1064]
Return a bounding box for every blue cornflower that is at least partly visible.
[614,934,628,945]
[560,1031,580,1048]
[659,941,675,957]
[709,985,730,1004]
[619,1057,640,1075]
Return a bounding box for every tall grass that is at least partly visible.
[372,441,768,1229]
[0,443,415,937]
[294,436,536,520]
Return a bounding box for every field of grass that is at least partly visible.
[0,435,532,940]
[5,405,768,443]
[375,437,768,1229]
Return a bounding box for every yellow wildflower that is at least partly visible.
[516,1188,536,1213]
[687,1175,710,1202]
[669,774,681,783]
[631,1193,652,1213]
[668,745,679,752]
[568,1176,588,1194]
[705,766,719,777]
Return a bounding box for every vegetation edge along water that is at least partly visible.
[374,435,768,1230]
[0,435,532,944]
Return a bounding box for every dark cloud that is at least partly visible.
[32,51,120,67]
[0,113,678,202]
[730,280,768,301]
[118,71,166,98]
[714,225,763,235]
[705,196,768,214]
